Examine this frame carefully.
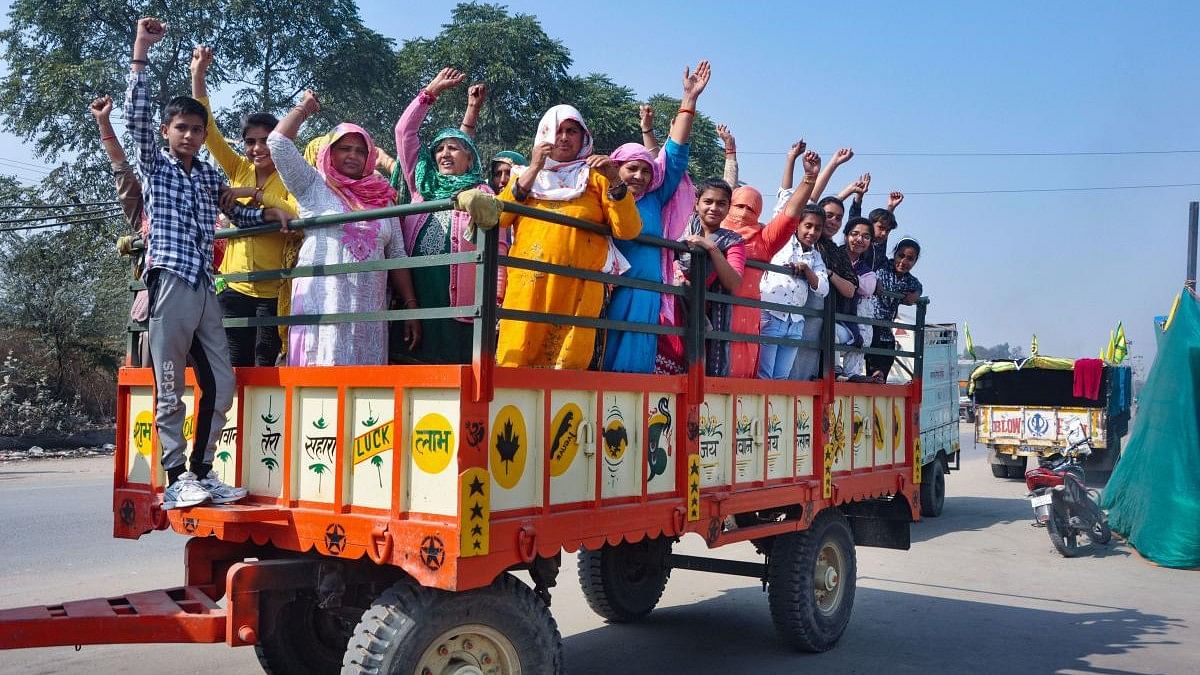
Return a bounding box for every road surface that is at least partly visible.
[2,426,1196,674]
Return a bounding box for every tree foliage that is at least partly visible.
[966,343,1027,361]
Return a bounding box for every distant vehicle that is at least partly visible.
[971,359,1132,482]
[893,323,960,517]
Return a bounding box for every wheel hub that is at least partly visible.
[417,625,520,675]
[814,542,845,615]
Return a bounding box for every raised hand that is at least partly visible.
[802,150,821,177]
[190,45,213,76]
[135,17,167,46]
[831,147,854,166]
[681,60,711,101]
[89,95,113,121]
[426,68,466,97]
[640,104,654,132]
[786,139,807,160]
[716,124,735,150]
[888,191,905,209]
[467,83,487,107]
[530,142,554,171]
[585,154,621,183]
[857,172,872,195]
[298,90,321,116]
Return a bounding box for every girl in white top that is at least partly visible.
[757,205,827,379]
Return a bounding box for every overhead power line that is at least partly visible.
[899,183,1200,196]
[0,211,120,233]
[0,200,119,210]
[0,207,121,225]
[735,149,1200,157]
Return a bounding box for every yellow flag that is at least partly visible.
[964,322,976,359]
[1030,334,1039,355]
[1164,293,1182,332]
[1112,322,1128,364]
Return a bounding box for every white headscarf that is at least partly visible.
[511,104,593,202]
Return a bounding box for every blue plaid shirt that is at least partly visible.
[125,70,263,290]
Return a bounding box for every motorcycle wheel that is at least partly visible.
[1046,505,1081,557]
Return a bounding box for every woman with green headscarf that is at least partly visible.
[393,68,509,364]
[489,149,527,193]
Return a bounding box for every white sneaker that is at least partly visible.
[200,471,248,504]
[163,472,210,509]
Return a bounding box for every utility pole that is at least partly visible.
[1188,201,1197,286]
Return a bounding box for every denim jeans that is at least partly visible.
[758,313,805,380]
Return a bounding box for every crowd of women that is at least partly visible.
[104,52,923,382]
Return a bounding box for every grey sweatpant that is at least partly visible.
[147,269,235,475]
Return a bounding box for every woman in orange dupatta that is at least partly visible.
[725,145,822,378]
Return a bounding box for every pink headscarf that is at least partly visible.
[608,142,696,326]
[317,123,396,209]
[316,123,397,261]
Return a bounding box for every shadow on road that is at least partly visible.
[563,584,1182,675]
[912,495,1030,543]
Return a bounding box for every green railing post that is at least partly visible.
[685,245,708,378]
[472,227,500,402]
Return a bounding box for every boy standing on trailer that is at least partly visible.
[126,17,289,508]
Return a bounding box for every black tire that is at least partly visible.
[577,536,672,623]
[256,590,355,675]
[919,459,946,518]
[341,574,562,675]
[767,510,856,652]
[990,462,1009,478]
[1006,458,1027,479]
[1046,503,1081,558]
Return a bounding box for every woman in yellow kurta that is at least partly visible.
[496,105,642,369]
[191,46,299,365]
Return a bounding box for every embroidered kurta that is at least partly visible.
[496,170,642,369]
[267,131,406,366]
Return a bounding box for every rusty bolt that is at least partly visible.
[463,639,474,650]
[422,669,432,675]
[482,654,493,665]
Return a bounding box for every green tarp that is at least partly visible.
[1101,290,1200,568]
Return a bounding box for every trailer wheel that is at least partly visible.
[767,510,856,652]
[256,590,354,675]
[990,462,1009,478]
[577,536,672,623]
[341,574,562,675]
[1006,460,1028,479]
[919,459,946,517]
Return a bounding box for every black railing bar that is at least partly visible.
[495,308,687,336]
[831,312,920,332]
[497,201,689,253]
[220,250,481,283]
[496,255,686,297]
[223,304,478,329]
[704,329,824,350]
[704,290,826,318]
[215,199,456,240]
[743,258,804,275]
[831,344,919,358]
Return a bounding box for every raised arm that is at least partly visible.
[91,95,142,230]
[397,68,466,193]
[460,83,485,138]
[840,173,870,219]
[718,124,738,186]
[670,60,710,146]
[268,90,322,197]
[640,105,660,157]
[90,95,125,168]
[810,147,853,203]
[125,17,166,171]
[781,151,821,221]
[189,44,242,177]
[888,190,904,212]
[779,140,806,190]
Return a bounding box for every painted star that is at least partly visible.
[469,503,484,520]
[422,538,444,566]
[473,539,481,551]
[690,480,699,493]
[690,462,700,476]
[471,524,483,537]
[468,476,485,496]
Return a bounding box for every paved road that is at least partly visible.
[2,426,1196,674]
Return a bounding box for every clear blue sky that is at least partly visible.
[3,1,1198,375]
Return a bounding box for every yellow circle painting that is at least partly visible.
[411,413,455,474]
[490,405,527,489]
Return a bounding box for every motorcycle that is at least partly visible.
[1025,419,1112,557]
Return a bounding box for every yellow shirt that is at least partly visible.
[198,96,299,299]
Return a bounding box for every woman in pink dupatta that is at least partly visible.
[267,91,420,365]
